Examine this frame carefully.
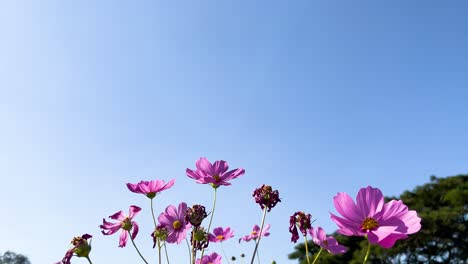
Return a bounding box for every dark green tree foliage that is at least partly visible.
[288,175,468,264]
[0,251,31,264]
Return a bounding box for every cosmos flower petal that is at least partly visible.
[356,186,384,218]
[128,205,141,219]
[109,211,126,221]
[119,230,128,248]
[131,221,139,240]
[333,192,363,223]
[213,160,229,175]
[196,157,214,175]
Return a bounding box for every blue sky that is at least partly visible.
[1,1,468,263]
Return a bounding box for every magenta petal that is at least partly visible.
[119,230,129,247]
[213,160,229,175]
[333,192,363,223]
[177,202,188,220]
[196,157,214,175]
[109,211,126,221]
[376,233,408,248]
[128,205,141,219]
[131,221,139,240]
[356,186,384,218]
[126,183,141,193]
[368,225,399,244]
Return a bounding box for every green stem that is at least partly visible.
[164,242,170,264]
[157,239,162,264]
[151,198,158,227]
[311,248,323,264]
[85,256,93,264]
[250,206,268,264]
[221,242,230,264]
[200,188,218,261]
[186,238,193,264]
[362,238,371,264]
[130,232,149,264]
[304,235,311,264]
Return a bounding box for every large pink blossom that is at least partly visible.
[186,157,245,187]
[330,186,421,248]
[196,252,222,264]
[126,179,175,199]
[309,227,347,255]
[100,205,141,247]
[240,224,270,242]
[158,202,191,244]
[208,227,234,243]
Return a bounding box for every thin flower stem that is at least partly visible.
[130,233,149,264]
[186,238,193,264]
[304,235,311,264]
[200,187,218,261]
[157,239,162,264]
[85,256,93,264]
[250,206,268,264]
[362,239,371,264]
[151,198,158,227]
[220,242,230,264]
[191,231,197,264]
[164,242,170,264]
[311,248,323,264]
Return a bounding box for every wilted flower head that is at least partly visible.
[126,179,175,199]
[330,186,421,248]
[289,211,312,243]
[309,226,347,255]
[158,202,191,244]
[196,252,222,264]
[240,224,270,242]
[151,224,169,248]
[100,205,141,247]
[209,227,234,243]
[186,204,208,228]
[186,157,245,188]
[191,227,210,251]
[253,185,281,212]
[58,234,92,264]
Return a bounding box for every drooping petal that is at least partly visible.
[186,168,202,180]
[109,211,126,221]
[128,205,141,219]
[131,221,139,240]
[356,186,384,218]
[119,230,129,247]
[325,237,347,254]
[367,225,399,245]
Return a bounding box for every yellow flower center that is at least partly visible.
[361,217,379,231]
[217,235,224,240]
[251,231,257,236]
[173,220,182,230]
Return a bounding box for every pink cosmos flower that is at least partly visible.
[208,227,234,243]
[196,252,222,264]
[186,157,245,187]
[158,202,191,244]
[100,205,141,247]
[126,179,175,199]
[240,224,270,242]
[309,227,347,255]
[330,186,421,248]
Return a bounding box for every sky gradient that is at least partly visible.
[1,1,468,263]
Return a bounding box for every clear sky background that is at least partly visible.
[1,1,467,263]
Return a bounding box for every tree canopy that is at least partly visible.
[0,251,31,264]
[288,175,468,264]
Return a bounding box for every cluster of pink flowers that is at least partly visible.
[55,157,421,264]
